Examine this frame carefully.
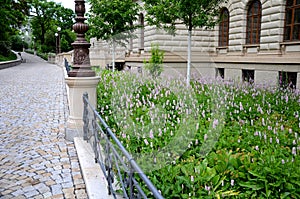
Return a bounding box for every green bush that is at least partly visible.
[144,43,164,78]
[0,41,17,61]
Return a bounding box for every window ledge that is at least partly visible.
[243,44,260,48]
[216,46,228,54]
[216,46,228,49]
[280,41,300,54]
[243,44,260,54]
[280,41,300,45]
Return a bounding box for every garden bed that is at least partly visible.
[97,71,300,198]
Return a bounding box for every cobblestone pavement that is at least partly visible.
[0,53,88,198]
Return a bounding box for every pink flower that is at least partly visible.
[268,126,272,130]
[213,119,219,129]
[149,129,154,139]
[205,185,211,191]
[239,102,244,111]
[255,146,259,151]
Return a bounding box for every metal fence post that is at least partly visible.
[83,92,88,141]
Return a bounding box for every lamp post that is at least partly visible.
[22,36,25,52]
[55,33,58,54]
[57,27,61,54]
[33,36,36,55]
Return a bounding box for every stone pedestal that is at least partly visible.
[65,76,100,141]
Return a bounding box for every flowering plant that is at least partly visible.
[97,71,300,198]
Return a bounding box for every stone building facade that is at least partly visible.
[90,0,300,88]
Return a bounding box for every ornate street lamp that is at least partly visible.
[68,0,95,77]
[64,0,99,141]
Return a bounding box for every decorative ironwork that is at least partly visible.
[82,93,164,199]
[68,0,95,77]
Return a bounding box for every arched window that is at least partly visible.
[284,0,300,41]
[219,8,229,46]
[246,0,262,44]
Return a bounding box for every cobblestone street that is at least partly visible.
[0,53,88,198]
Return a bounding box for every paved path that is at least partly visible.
[0,53,88,198]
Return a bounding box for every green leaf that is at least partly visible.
[238,181,264,190]
[280,192,291,199]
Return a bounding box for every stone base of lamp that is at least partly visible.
[65,76,100,141]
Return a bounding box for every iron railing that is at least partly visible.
[82,93,164,199]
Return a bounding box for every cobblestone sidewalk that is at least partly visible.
[0,53,88,198]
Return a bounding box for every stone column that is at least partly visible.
[65,0,100,141]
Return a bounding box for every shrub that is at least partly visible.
[144,43,164,78]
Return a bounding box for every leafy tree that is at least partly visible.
[30,0,75,52]
[144,0,225,85]
[87,0,141,71]
[0,0,30,57]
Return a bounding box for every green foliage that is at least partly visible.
[9,35,29,52]
[0,0,30,41]
[97,72,300,198]
[0,47,17,62]
[0,0,30,58]
[87,0,141,44]
[144,43,164,78]
[144,0,225,33]
[30,0,75,52]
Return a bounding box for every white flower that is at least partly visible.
[292,147,297,155]
[191,176,194,182]
[231,179,234,186]
[144,139,149,145]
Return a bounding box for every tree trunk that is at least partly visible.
[187,30,191,86]
[112,39,116,72]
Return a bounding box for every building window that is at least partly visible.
[279,71,297,89]
[284,0,300,41]
[246,0,262,44]
[242,69,255,83]
[139,13,144,50]
[219,8,229,47]
[216,68,225,79]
